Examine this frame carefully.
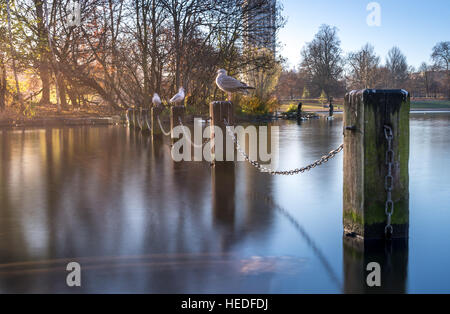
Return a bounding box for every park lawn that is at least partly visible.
[281,100,450,112]
[280,103,344,112]
[411,100,450,110]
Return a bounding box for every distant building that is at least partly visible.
[243,0,277,54]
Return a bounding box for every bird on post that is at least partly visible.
[169,87,185,105]
[215,69,255,101]
[152,93,162,108]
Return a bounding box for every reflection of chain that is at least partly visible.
[249,191,342,290]
[144,112,151,130]
[157,116,171,136]
[223,118,343,176]
[384,125,394,238]
[178,117,204,148]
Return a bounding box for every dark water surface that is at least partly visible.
[0,113,449,293]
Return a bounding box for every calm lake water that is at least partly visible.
[0,113,449,293]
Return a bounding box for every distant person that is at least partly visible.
[297,102,303,119]
[329,97,334,118]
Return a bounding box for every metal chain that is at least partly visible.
[384,125,394,238]
[223,118,343,176]
[157,116,172,136]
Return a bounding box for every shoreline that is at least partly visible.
[0,116,122,128]
[1,108,449,128]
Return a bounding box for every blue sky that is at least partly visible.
[278,0,450,70]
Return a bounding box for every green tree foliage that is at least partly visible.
[302,86,310,99]
[318,90,327,105]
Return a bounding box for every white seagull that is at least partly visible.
[169,87,185,105]
[152,93,162,107]
[215,69,255,100]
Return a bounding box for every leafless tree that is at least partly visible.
[386,46,408,88]
[432,41,450,99]
[347,43,380,89]
[6,0,21,102]
[300,24,343,99]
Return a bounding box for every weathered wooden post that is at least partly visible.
[140,108,149,132]
[136,108,143,130]
[132,108,137,129]
[151,107,163,138]
[210,101,234,163]
[126,108,134,127]
[170,105,186,138]
[210,101,235,226]
[343,89,410,240]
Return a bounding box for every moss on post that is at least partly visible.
[343,89,410,239]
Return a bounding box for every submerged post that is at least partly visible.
[210,101,236,226]
[170,106,185,138]
[343,89,410,240]
[136,108,143,130]
[210,101,234,163]
[126,108,134,127]
[141,108,149,131]
[151,107,163,137]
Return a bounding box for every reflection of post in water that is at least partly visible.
[343,237,408,293]
[210,101,235,226]
[212,163,235,225]
[343,89,410,293]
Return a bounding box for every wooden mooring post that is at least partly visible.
[210,101,234,163]
[127,108,135,128]
[343,89,410,240]
[140,108,150,132]
[170,106,186,138]
[210,101,236,225]
[151,107,163,137]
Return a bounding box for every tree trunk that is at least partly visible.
[150,0,158,96]
[0,56,6,111]
[57,73,67,109]
[447,65,450,100]
[174,19,181,91]
[6,0,21,103]
[67,86,79,109]
[34,0,50,105]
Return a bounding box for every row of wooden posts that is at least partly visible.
[126,101,234,138]
[127,91,410,243]
[127,105,184,135]
[126,91,411,292]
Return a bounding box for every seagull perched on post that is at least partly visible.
[215,69,255,100]
[169,87,185,105]
[152,93,162,108]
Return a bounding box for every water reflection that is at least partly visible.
[0,113,450,293]
[343,237,408,293]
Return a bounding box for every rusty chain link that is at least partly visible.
[224,118,343,176]
[384,125,395,238]
[157,115,172,136]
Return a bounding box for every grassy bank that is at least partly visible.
[411,99,450,110]
[280,98,450,112]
